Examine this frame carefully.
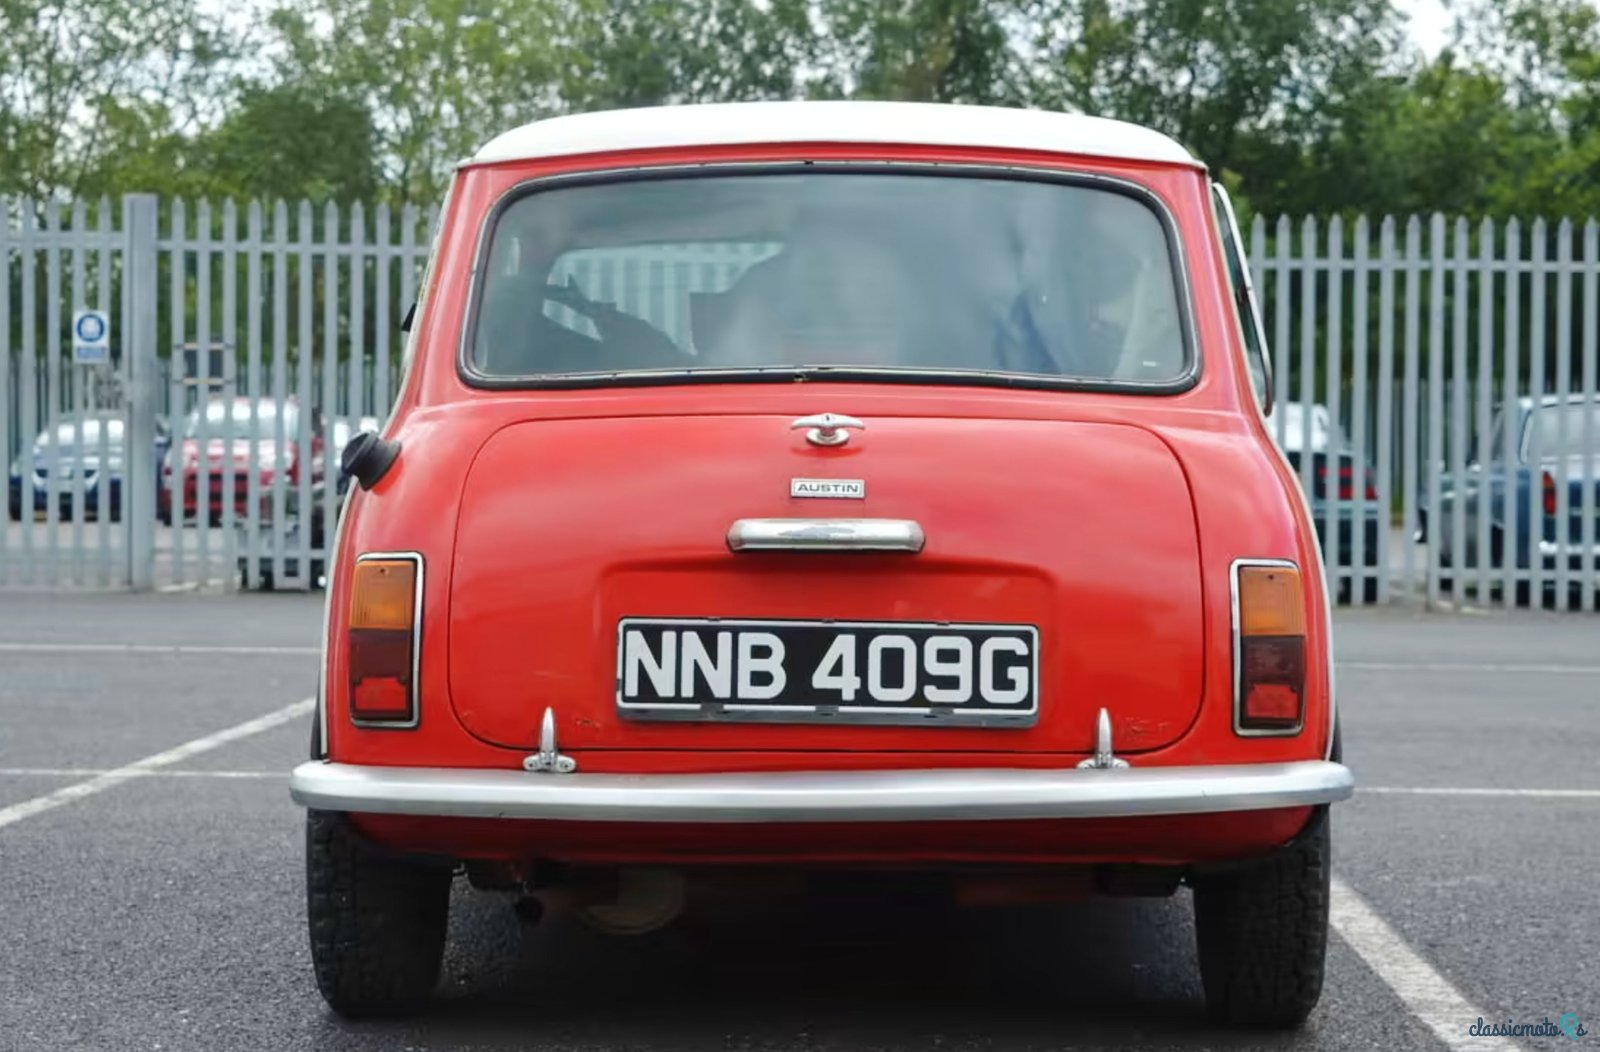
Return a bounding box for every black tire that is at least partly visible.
[306,809,452,1018]
[1193,812,1331,1029]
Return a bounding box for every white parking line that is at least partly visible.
[0,698,313,830]
[158,578,229,594]
[0,642,319,655]
[1330,877,1516,1051]
[1340,661,1600,675]
[1363,786,1600,799]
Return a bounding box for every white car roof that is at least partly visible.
[471,101,1201,170]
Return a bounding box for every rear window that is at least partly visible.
[1525,402,1600,456]
[467,171,1191,387]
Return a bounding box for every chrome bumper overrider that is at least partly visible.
[289,760,1354,823]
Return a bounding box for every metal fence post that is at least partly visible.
[124,194,159,590]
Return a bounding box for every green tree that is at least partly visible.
[1460,0,1600,218]
[0,0,234,197]
[1287,59,1557,217]
[807,0,1029,103]
[266,0,579,203]
[196,85,381,204]
[562,0,810,109]
[1029,0,1405,182]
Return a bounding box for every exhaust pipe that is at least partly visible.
[574,868,687,936]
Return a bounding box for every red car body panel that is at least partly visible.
[450,413,1205,753]
[351,808,1313,867]
[315,138,1335,867]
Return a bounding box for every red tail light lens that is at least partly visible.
[348,555,420,725]
[1234,563,1307,734]
[1542,471,1558,517]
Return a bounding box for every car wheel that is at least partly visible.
[1192,811,1331,1028]
[305,809,452,1018]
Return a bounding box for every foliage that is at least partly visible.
[0,0,234,198]
[804,0,1030,103]
[1,0,1599,219]
[563,0,811,109]
[263,0,579,202]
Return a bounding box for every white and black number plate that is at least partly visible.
[617,618,1039,725]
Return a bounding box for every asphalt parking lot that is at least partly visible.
[0,594,1596,1051]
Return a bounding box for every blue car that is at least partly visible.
[1273,402,1384,603]
[1432,394,1600,600]
[7,414,170,522]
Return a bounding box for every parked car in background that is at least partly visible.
[1432,393,1600,600]
[237,417,375,589]
[8,414,171,522]
[158,397,325,525]
[1272,402,1383,603]
[288,101,1352,1026]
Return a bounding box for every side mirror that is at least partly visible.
[341,431,401,491]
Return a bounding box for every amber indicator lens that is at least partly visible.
[1237,566,1306,637]
[348,558,418,724]
[350,560,416,631]
[1236,564,1306,732]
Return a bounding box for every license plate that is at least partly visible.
[616,617,1039,725]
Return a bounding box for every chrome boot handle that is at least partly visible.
[791,413,864,447]
[728,518,924,553]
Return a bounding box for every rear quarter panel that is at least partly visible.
[319,143,1333,772]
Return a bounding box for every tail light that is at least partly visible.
[1233,561,1307,735]
[1542,471,1557,517]
[1318,462,1379,501]
[348,553,421,726]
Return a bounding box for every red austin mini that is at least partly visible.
[290,101,1353,1026]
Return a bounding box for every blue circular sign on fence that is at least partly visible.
[74,312,107,344]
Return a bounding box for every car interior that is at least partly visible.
[472,172,1187,384]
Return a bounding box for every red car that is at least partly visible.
[290,101,1353,1026]
[158,397,325,525]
